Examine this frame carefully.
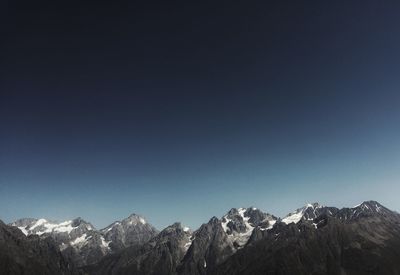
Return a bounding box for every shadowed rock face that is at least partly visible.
[281,203,339,225]
[0,220,77,275]
[177,216,236,275]
[4,201,400,275]
[88,201,400,275]
[9,213,158,267]
[176,208,276,275]
[212,201,400,275]
[221,207,277,246]
[10,217,109,267]
[100,213,159,251]
[335,200,395,221]
[86,222,191,275]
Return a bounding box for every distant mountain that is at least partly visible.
[0,220,77,274]
[281,202,338,224]
[10,217,109,266]
[335,200,395,220]
[177,207,277,275]
[100,213,158,251]
[10,217,95,236]
[212,201,400,275]
[4,200,400,275]
[177,216,235,275]
[221,207,277,248]
[88,222,191,275]
[9,213,158,267]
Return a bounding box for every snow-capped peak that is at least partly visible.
[29,218,48,230]
[352,201,382,212]
[282,202,322,224]
[221,207,277,248]
[126,213,148,225]
[11,218,88,236]
[100,214,150,234]
[338,200,392,220]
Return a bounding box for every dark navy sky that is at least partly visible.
[2,1,400,229]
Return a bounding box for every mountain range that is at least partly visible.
[1,200,400,275]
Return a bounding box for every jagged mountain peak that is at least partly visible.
[156,222,192,240]
[220,206,277,249]
[165,222,191,233]
[280,200,396,224]
[306,202,322,208]
[163,222,186,232]
[212,201,400,275]
[170,222,183,228]
[8,216,103,267]
[208,216,220,225]
[223,207,276,220]
[282,202,325,224]
[9,217,95,236]
[100,213,158,253]
[224,207,261,218]
[299,202,323,210]
[126,213,147,224]
[225,207,240,216]
[0,219,77,274]
[10,217,38,227]
[6,200,400,275]
[336,200,395,221]
[101,213,151,233]
[92,221,193,275]
[353,200,384,211]
[71,217,95,230]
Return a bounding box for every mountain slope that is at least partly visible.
[11,217,109,266]
[212,201,400,275]
[281,203,338,224]
[0,220,77,275]
[100,213,158,251]
[10,214,158,267]
[177,216,235,275]
[5,200,400,275]
[221,207,277,248]
[88,222,191,275]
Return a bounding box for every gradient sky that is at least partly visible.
[1,1,400,230]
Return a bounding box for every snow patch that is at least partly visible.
[183,238,192,252]
[260,219,276,231]
[282,211,304,224]
[18,227,28,236]
[101,236,111,249]
[59,242,69,251]
[70,234,89,246]
[30,219,47,230]
[53,221,74,233]
[282,204,319,224]
[221,216,231,233]
[221,207,257,248]
[20,219,80,236]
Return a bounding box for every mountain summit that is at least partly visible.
[5,200,400,275]
[100,213,158,251]
[9,214,158,267]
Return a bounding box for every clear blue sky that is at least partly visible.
[1,1,400,230]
